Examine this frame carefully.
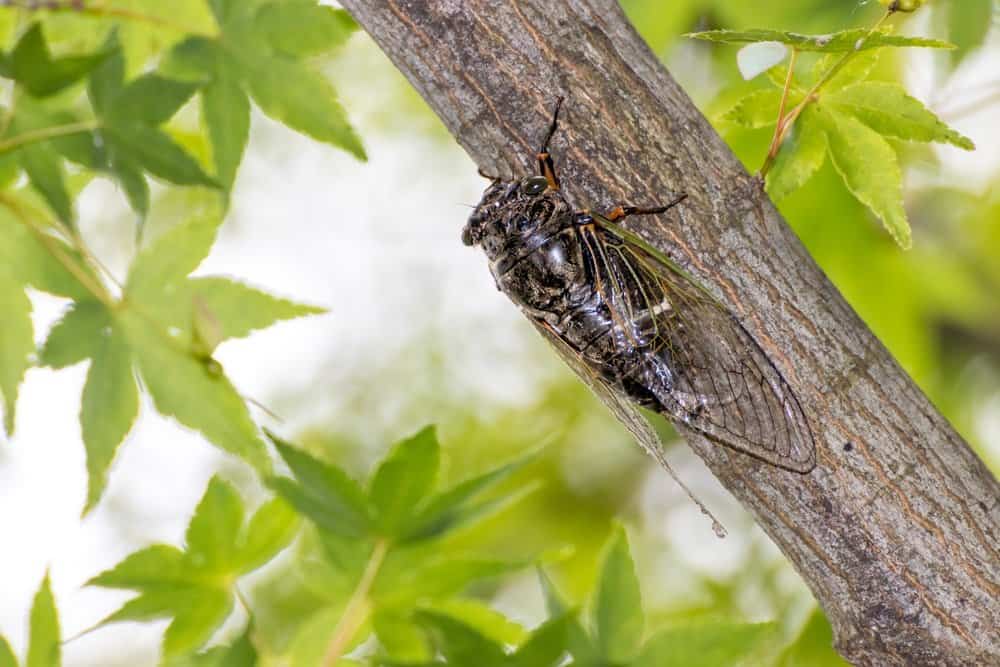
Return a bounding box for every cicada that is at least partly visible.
[462,100,816,514]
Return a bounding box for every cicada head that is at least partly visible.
[462,175,567,261]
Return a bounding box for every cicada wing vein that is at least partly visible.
[590,216,817,474]
[529,319,728,537]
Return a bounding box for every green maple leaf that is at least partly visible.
[721,45,974,248]
[0,574,63,667]
[89,477,298,658]
[164,0,364,195]
[39,215,324,511]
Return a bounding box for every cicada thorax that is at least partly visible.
[485,198,684,409]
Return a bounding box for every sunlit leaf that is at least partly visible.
[109,74,200,126]
[593,525,642,663]
[26,574,60,667]
[166,624,258,667]
[116,309,271,473]
[402,452,534,542]
[188,277,325,342]
[236,497,300,572]
[687,28,954,52]
[374,553,523,607]
[104,124,217,188]
[0,273,33,435]
[508,615,569,667]
[414,611,507,667]
[6,23,110,97]
[767,106,827,201]
[370,425,440,536]
[3,218,90,291]
[537,570,596,666]
[87,33,125,118]
[426,598,527,647]
[185,478,244,575]
[268,431,373,538]
[812,104,910,247]
[162,589,233,658]
[88,33,217,207]
[0,637,15,667]
[810,50,880,91]
[21,143,73,224]
[80,320,139,513]
[241,52,365,160]
[721,88,786,128]
[202,69,250,193]
[88,545,190,588]
[111,157,150,221]
[38,303,102,374]
[253,2,358,58]
[374,611,433,663]
[127,215,220,301]
[777,608,850,667]
[633,621,778,667]
[90,476,288,658]
[826,82,974,150]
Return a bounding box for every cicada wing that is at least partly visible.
[529,319,728,536]
[529,320,668,467]
[589,217,817,473]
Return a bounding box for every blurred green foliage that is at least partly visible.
[0,1,997,666]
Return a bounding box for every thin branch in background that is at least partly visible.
[322,538,389,666]
[0,119,100,155]
[938,84,1000,122]
[0,0,213,37]
[0,192,115,307]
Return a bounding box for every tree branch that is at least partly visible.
[339,2,1000,664]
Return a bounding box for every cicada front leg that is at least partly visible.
[603,193,688,222]
[536,97,564,191]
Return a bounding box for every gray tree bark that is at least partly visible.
[338,1,1000,664]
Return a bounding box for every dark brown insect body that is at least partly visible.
[463,101,816,474]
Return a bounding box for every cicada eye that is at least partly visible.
[521,176,549,196]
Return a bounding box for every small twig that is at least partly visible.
[938,86,1000,122]
[322,538,389,666]
[0,119,100,155]
[759,9,895,176]
[0,192,115,307]
[68,224,123,291]
[760,48,799,177]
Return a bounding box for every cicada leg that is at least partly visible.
[477,166,500,181]
[537,97,564,191]
[604,193,688,222]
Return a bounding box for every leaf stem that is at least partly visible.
[322,538,389,666]
[68,224,123,291]
[0,193,115,308]
[760,48,799,177]
[0,120,100,155]
[759,8,895,176]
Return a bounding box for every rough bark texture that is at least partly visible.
[339,2,1000,665]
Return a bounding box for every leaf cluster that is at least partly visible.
[697,22,974,248]
[5,425,847,666]
[0,0,361,513]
